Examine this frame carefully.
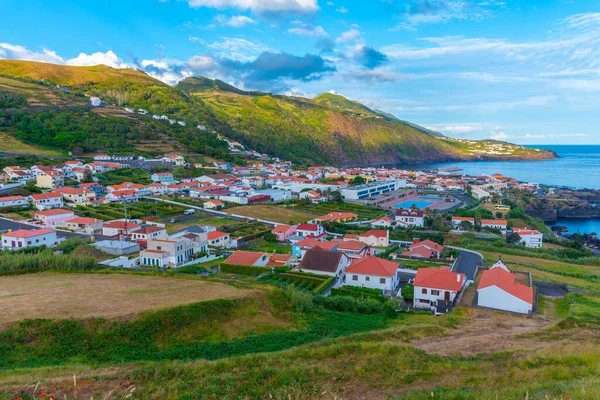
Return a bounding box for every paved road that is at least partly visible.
[0,218,88,239]
[452,250,483,281]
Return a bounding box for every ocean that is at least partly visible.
[398,145,600,190]
[397,145,600,234]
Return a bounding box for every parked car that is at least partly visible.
[184,209,196,215]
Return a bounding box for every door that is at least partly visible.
[444,291,450,301]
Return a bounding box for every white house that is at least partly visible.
[296,223,324,238]
[0,195,29,209]
[451,216,475,226]
[481,219,507,233]
[207,231,231,247]
[1,229,58,250]
[33,209,76,228]
[395,209,425,227]
[370,216,396,228]
[412,266,466,314]
[512,228,543,248]
[343,256,400,291]
[477,262,533,314]
[357,230,390,248]
[29,192,64,210]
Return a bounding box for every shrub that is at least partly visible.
[220,263,271,276]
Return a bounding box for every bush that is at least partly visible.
[0,250,98,274]
[283,287,314,312]
[330,286,386,302]
[312,276,335,295]
[401,283,414,300]
[314,295,392,314]
[220,263,271,276]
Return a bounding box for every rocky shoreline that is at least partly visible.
[526,189,600,222]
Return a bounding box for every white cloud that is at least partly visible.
[558,79,600,92]
[335,28,361,43]
[288,20,328,37]
[215,15,256,28]
[66,50,130,68]
[341,70,400,83]
[185,0,319,14]
[490,128,509,140]
[521,133,591,139]
[336,6,348,13]
[0,43,64,64]
[424,123,482,135]
[207,37,271,62]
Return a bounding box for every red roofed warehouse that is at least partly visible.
[412,266,466,314]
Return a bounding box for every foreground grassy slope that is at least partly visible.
[179,77,556,166]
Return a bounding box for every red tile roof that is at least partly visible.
[337,240,367,251]
[359,230,388,239]
[297,223,320,232]
[3,229,55,238]
[0,195,26,202]
[478,267,533,304]
[345,256,399,277]
[225,251,265,266]
[207,231,229,240]
[34,209,74,216]
[481,219,507,225]
[65,217,102,225]
[272,224,292,233]
[414,267,465,291]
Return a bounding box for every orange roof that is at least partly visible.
[3,229,55,238]
[452,216,475,221]
[315,212,358,221]
[345,256,399,277]
[512,228,541,236]
[297,223,320,231]
[266,254,293,267]
[414,267,465,291]
[481,219,507,225]
[30,192,62,200]
[411,239,444,253]
[103,221,141,230]
[359,230,388,239]
[0,195,25,202]
[272,224,292,233]
[65,217,102,225]
[225,250,265,266]
[207,231,229,240]
[478,267,533,304]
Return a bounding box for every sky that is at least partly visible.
[0,0,599,144]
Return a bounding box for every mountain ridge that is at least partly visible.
[0,60,556,166]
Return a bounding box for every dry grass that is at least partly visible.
[0,131,63,155]
[410,308,553,356]
[0,273,253,327]
[227,205,314,224]
[0,76,88,108]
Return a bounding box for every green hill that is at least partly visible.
[0,60,556,165]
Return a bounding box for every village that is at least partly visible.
[0,148,549,317]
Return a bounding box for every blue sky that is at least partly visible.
[1,0,599,144]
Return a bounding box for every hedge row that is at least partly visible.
[312,276,335,295]
[330,287,386,303]
[220,263,271,276]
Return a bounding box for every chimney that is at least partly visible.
[412,238,420,245]
[456,275,460,282]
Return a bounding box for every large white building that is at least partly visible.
[341,180,404,201]
[512,228,543,248]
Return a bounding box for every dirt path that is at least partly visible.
[411,309,553,356]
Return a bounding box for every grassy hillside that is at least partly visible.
[0,60,556,165]
[178,77,556,166]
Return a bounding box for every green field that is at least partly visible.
[293,201,387,220]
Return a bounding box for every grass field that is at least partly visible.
[166,217,234,233]
[226,204,314,224]
[0,273,252,327]
[0,131,63,156]
[293,201,387,220]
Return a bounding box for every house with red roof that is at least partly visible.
[343,256,400,291]
[1,229,58,250]
[207,231,231,248]
[296,223,324,238]
[0,195,29,209]
[292,238,342,257]
[413,266,466,314]
[101,220,142,237]
[481,219,508,234]
[271,224,297,242]
[477,261,533,314]
[204,199,224,210]
[402,238,444,259]
[370,216,396,228]
[29,192,64,210]
[224,250,269,266]
[451,216,475,226]
[358,230,390,248]
[395,208,425,227]
[151,172,175,184]
[313,212,358,223]
[336,240,371,260]
[512,228,543,248]
[34,209,76,228]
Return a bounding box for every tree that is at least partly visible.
[495,211,503,219]
[350,176,366,186]
[263,232,277,243]
[466,185,473,196]
[331,190,342,203]
[401,283,414,300]
[506,232,522,245]
[81,168,94,183]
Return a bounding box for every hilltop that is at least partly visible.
[0,60,556,165]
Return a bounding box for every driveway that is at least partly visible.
[0,218,87,239]
[452,250,482,281]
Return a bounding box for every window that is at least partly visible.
[419,299,430,304]
[421,288,427,294]
[431,290,440,296]
[380,278,386,284]
[352,275,358,281]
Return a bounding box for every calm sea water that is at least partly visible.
[397,145,600,233]
[398,145,600,190]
